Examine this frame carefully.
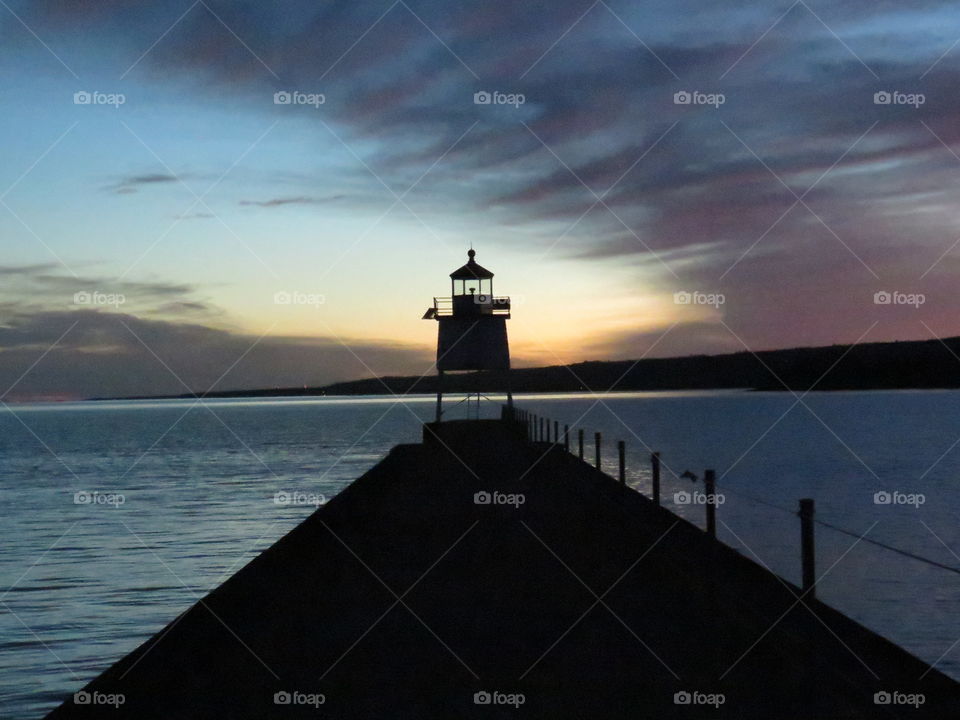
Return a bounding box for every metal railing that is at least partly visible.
[432,296,511,317]
[504,404,960,598]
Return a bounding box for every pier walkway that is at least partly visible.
[48,419,960,718]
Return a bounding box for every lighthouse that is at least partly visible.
[422,249,512,421]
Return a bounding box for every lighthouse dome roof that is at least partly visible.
[449,249,494,279]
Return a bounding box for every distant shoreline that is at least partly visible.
[88,334,960,401]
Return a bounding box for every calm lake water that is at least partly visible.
[2,390,959,717]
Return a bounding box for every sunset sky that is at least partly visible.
[3,0,960,399]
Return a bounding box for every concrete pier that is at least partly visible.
[48,419,960,718]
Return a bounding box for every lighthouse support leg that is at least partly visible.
[435,370,444,423]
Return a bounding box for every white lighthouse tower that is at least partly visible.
[422,249,512,421]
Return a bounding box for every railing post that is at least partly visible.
[618,441,625,485]
[594,432,602,470]
[564,425,570,452]
[578,429,584,460]
[799,498,816,598]
[651,452,661,506]
[539,417,544,442]
[704,469,716,538]
[554,420,558,444]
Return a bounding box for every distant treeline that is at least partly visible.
[110,335,960,400]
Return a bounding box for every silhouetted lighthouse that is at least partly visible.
[422,249,512,421]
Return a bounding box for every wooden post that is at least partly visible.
[799,498,816,598]
[554,420,558,444]
[618,441,625,485]
[578,429,584,460]
[651,452,661,505]
[564,425,570,452]
[704,469,716,538]
[594,432,602,470]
